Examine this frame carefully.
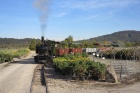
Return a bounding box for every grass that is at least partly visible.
[0,48,30,63]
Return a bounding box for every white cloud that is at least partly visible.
[51,0,140,22]
[56,0,140,10]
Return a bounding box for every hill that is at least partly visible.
[88,30,140,42]
[0,38,40,48]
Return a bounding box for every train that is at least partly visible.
[34,36,83,63]
[34,36,53,63]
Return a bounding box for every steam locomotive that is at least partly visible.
[34,36,58,63]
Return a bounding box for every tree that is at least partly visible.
[29,39,36,50]
[36,40,42,46]
[64,35,74,48]
[82,40,88,48]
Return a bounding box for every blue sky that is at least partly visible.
[0,0,140,41]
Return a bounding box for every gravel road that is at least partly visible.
[0,51,37,93]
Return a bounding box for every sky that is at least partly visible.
[0,0,140,41]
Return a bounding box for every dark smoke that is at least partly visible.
[34,0,49,36]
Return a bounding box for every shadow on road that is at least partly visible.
[11,58,36,64]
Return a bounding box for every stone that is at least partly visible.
[106,65,119,83]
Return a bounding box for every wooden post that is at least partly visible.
[120,65,122,79]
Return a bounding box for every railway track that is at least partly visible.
[31,64,47,93]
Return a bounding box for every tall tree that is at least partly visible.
[64,35,73,48]
[29,39,36,50]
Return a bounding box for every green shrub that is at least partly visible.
[81,52,88,57]
[86,61,106,77]
[72,60,88,77]
[0,53,13,63]
[55,61,71,75]
[53,56,106,80]
[0,48,29,63]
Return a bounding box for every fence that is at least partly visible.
[89,47,140,77]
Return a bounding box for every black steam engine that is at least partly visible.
[34,36,58,63]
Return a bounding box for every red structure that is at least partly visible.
[56,48,65,56]
[69,48,74,54]
[56,48,83,56]
[77,48,82,53]
[64,48,69,54]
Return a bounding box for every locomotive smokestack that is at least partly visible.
[41,36,44,43]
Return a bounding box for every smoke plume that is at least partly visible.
[34,0,49,36]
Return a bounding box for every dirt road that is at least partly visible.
[0,51,37,93]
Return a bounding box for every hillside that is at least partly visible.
[0,30,140,48]
[88,30,140,42]
[0,38,40,48]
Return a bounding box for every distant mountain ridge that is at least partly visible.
[88,30,140,42]
[0,38,40,48]
[0,30,140,48]
[0,38,33,45]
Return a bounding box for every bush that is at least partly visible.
[0,48,30,63]
[53,55,106,80]
[86,61,106,78]
[0,53,13,63]
[81,52,89,57]
[72,60,88,77]
[29,39,36,50]
[55,61,71,75]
